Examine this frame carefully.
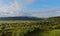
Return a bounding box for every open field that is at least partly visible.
[29,29,60,36]
[0,20,60,36]
[0,20,40,36]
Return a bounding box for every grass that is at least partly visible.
[28,29,60,36]
[0,20,40,36]
[48,29,60,36]
[0,20,60,36]
[0,20,37,23]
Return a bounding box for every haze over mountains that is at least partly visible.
[0,16,42,20]
[0,16,59,20]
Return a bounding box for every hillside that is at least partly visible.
[46,16,60,20]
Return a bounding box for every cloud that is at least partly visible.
[0,0,23,17]
[0,0,60,18]
[31,13,40,17]
[30,8,60,18]
[0,0,36,17]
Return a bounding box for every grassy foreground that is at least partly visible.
[0,20,60,36]
[0,20,40,36]
[25,29,60,36]
[39,29,60,36]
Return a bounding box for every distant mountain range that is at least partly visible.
[0,16,43,20]
[0,16,60,20]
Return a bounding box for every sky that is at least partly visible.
[0,0,60,18]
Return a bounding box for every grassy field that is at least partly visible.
[0,20,60,36]
[26,29,60,36]
[41,29,60,36]
[0,20,40,36]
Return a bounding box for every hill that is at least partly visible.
[45,16,60,22]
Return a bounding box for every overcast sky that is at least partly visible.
[0,0,60,18]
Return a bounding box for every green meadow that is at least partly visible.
[28,29,60,36]
[0,18,60,36]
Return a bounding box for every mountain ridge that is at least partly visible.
[0,16,43,20]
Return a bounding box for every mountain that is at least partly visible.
[0,16,43,20]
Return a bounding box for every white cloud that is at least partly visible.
[31,8,60,18]
[0,0,36,17]
[31,13,40,17]
[0,0,23,17]
[0,0,60,18]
